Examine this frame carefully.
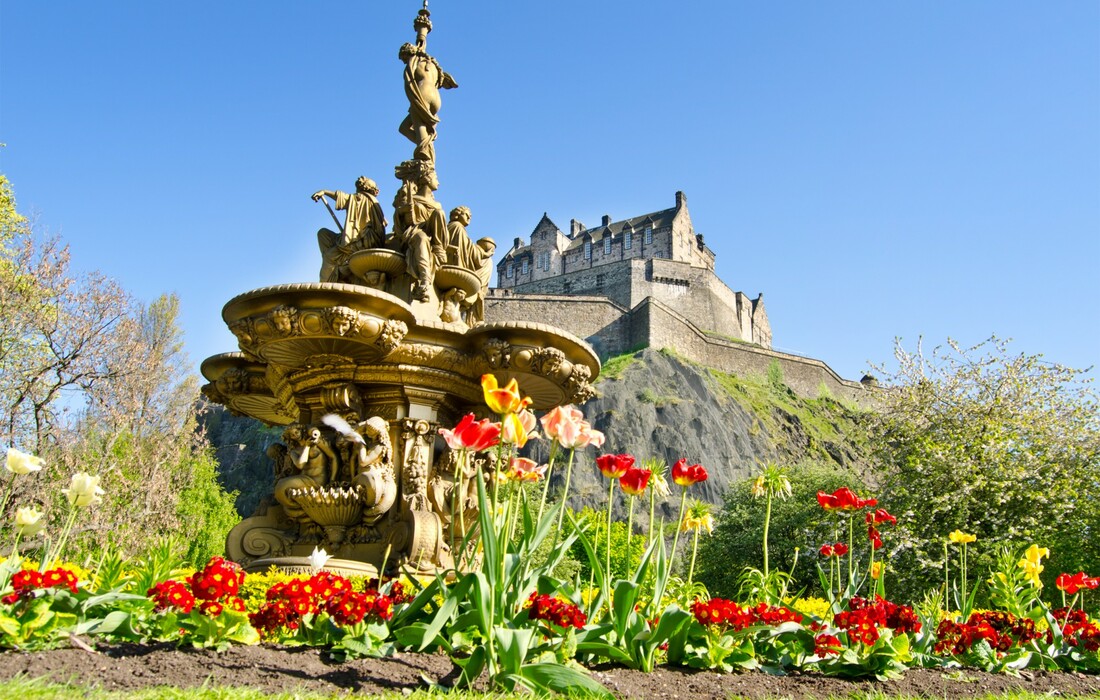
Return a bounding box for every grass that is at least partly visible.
[598,346,646,381]
[708,365,868,460]
[0,677,525,700]
[4,677,1097,700]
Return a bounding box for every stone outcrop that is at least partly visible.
[525,349,869,519]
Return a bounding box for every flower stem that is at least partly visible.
[687,527,700,588]
[625,495,635,578]
[847,514,854,594]
[647,486,656,552]
[552,449,577,549]
[669,489,688,576]
[0,475,15,523]
[537,442,560,525]
[762,491,773,576]
[605,478,616,584]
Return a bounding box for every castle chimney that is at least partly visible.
[514,237,523,250]
[675,191,687,208]
[601,214,611,227]
[570,219,584,237]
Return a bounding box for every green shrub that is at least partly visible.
[695,460,865,599]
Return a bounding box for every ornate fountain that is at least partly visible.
[200,5,598,577]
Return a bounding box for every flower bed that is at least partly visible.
[3,377,1100,696]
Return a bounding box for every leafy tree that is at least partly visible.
[871,337,1100,601]
[0,174,238,562]
[696,460,864,599]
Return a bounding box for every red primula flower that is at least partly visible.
[597,453,634,479]
[814,633,843,656]
[671,458,708,487]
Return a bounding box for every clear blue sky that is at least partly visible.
[2,1,1097,381]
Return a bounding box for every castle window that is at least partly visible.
[596,274,605,289]
[584,241,592,260]
[644,227,653,245]
[521,258,529,275]
[624,231,632,250]
[506,262,513,278]
[603,236,611,255]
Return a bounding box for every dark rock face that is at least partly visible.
[526,349,866,519]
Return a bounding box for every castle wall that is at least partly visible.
[484,291,635,358]
[485,291,867,404]
[633,297,869,403]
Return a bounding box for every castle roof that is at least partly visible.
[500,192,688,260]
[562,205,679,252]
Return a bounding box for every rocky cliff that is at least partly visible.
[532,348,870,519]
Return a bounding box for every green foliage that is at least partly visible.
[766,360,785,393]
[567,507,647,583]
[869,337,1100,601]
[696,461,865,599]
[175,449,240,567]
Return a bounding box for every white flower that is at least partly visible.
[308,546,332,572]
[6,448,44,475]
[62,472,105,507]
[15,506,45,537]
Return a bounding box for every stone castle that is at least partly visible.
[485,191,871,402]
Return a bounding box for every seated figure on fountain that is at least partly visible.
[312,177,388,283]
[440,206,496,325]
[273,425,339,524]
[346,416,397,527]
[389,160,446,302]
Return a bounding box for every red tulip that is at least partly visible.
[868,525,883,550]
[819,544,834,557]
[834,542,849,556]
[439,413,500,452]
[817,487,877,511]
[619,467,652,496]
[865,508,897,526]
[596,453,634,479]
[671,458,708,487]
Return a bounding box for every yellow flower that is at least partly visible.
[1022,544,1049,564]
[948,530,976,545]
[5,448,44,475]
[1017,544,1050,588]
[481,374,531,416]
[62,472,105,507]
[871,561,884,580]
[681,513,715,534]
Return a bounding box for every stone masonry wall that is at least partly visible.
[634,297,870,404]
[484,290,636,358]
[485,291,868,403]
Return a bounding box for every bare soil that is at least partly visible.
[3,643,1100,698]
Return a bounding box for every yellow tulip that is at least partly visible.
[871,561,884,580]
[948,530,976,545]
[481,374,531,416]
[5,448,44,475]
